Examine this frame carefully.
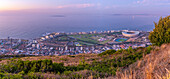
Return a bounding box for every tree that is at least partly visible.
[149,16,170,46]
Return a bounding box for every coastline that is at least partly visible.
[0,29,151,56]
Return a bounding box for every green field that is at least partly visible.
[69,33,116,45]
[69,34,100,45]
[118,39,126,42]
[115,38,127,42]
[54,33,122,45]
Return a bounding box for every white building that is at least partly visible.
[122,31,140,37]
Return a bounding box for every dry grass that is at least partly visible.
[114,43,170,79]
[0,53,110,66]
[0,52,118,66]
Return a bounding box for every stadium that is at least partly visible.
[122,31,140,37]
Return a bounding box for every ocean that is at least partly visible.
[0,14,160,39]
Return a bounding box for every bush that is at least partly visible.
[52,63,65,73]
[67,55,75,57]
[98,49,116,56]
[63,71,72,76]
[149,16,170,46]
[60,58,68,61]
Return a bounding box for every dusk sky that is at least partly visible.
[0,0,170,15]
[0,0,169,38]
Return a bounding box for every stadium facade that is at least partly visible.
[122,31,140,37]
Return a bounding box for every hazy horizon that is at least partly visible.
[0,0,170,15]
[0,0,170,39]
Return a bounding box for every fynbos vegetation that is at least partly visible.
[149,16,170,46]
[0,46,152,78]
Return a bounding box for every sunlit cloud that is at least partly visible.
[56,4,96,9]
[135,0,170,5]
[0,1,17,10]
[104,5,119,9]
[135,0,147,4]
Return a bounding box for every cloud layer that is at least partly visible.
[135,0,170,5]
[56,4,96,9]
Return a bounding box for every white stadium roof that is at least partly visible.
[122,31,140,37]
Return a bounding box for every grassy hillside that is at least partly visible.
[0,44,169,79]
[115,43,170,79]
[0,54,105,66]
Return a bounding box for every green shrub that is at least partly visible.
[149,15,170,46]
[60,58,68,61]
[98,49,116,56]
[68,55,75,57]
[63,71,72,76]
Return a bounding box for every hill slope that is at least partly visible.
[0,44,169,79]
[115,44,170,79]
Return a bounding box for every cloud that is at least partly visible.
[135,0,170,5]
[56,4,96,9]
[112,14,155,16]
[136,0,147,4]
[105,5,119,9]
[51,15,65,17]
